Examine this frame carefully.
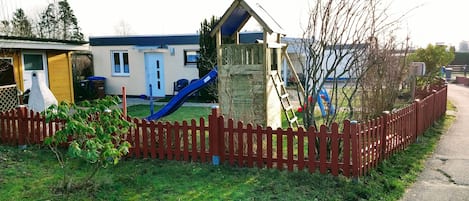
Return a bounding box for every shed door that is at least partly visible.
[22,52,48,91]
[144,53,165,97]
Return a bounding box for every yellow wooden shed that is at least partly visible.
[0,36,89,103]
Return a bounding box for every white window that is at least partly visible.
[111,51,129,76]
[184,50,199,66]
[21,52,48,90]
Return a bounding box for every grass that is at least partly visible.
[127,104,307,128]
[127,104,213,123]
[0,101,456,201]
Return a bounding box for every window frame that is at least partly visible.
[22,53,46,71]
[0,57,13,65]
[110,50,130,76]
[183,50,199,66]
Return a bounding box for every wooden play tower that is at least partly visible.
[211,0,304,128]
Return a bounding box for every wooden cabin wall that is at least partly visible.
[47,51,74,103]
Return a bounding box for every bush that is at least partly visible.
[43,96,134,191]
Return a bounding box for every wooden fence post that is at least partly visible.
[443,86,448,115]
[16,105,27,148]
[431,90,437,123]
[209,106,220,165]
[381,111,390,161]
[350,120,360,181]
[414,99,421,141]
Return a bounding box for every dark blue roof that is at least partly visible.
[213,0,284,37]
[89,35,199,46]
[89,32,263,46]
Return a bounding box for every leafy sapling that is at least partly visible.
[44,96,133,190]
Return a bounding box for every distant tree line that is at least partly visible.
[0,0,84,41]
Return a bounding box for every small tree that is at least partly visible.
[0,20,11,35]
[11,8,34,37]
[197,16,219,102]
[297,0,410,126]
[36,0,84,41]
[44,96,133,191]
[37,3,58,39]
[57,0,83,41]
[408,44,455,78]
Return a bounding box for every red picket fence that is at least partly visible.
[0,86,447,178]
[0,106,63,145]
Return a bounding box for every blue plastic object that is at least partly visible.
[317,87,335,117]
[145,67,218,121]
[87,76,106,81]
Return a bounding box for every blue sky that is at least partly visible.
[1,0,468,49]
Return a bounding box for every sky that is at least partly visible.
[1,0,469,49]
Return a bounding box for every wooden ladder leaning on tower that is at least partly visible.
[270,46,306,129]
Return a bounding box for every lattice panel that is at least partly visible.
[0,84,19,112]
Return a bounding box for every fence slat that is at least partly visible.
[150,121,157,159]
[266,127,273,169]
[287,128,294,171]
[157,122,164,160]
[307,127,316,173]
[200,118,206,163]
[276,128,283,170]
[142,120,149,159]
[256,125,263,168]
[343,120,351,177]
[191,119,197,162]
[133,119,140,158]
[237,121,244,167]
[246,124,253,168]
[166,123,173,160]
[319,125,327,174]
[297,127,305,171]
[331,123,339,176]
[174,122,181,161]
[0,112,5,143]
[183,121,189,161]
[228,119,234,166]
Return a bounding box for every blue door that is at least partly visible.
[144,53,165,97]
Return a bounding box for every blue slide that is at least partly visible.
[317,88,336,117]
[146,67,218,121]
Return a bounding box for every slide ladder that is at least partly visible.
[271,72,299,128]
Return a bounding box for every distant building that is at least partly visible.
[458,41,469,52]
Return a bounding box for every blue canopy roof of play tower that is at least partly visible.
[212,0,285,37]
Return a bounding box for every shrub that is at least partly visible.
[44,96,134,191]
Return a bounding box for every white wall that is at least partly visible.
[164,45,200,94]
[90,44,200,96]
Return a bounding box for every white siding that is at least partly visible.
[90,44,200,96]
[164,45,200,95]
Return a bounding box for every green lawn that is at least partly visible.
[0,101,455,201]
[127,104,213,123]
[126,104,306,128]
